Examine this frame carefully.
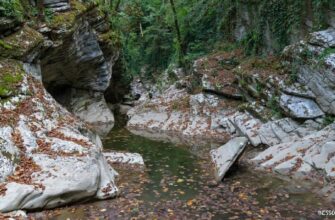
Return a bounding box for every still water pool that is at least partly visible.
[31,127,335,219]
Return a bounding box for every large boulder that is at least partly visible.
[210,137,248,182]
[127,86,240,144]
[279,93,324,119]
[284,28,335,115]
[69,89,114,136]
[0,60,118,212]
[194,52,243,99]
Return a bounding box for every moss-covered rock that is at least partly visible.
[0,0,24,21]
[0,59,24,98]
[47,0,88,30]
[0,25,43,60]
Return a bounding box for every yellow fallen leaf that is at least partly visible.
[187,199,194,206]
[177,179,184,183]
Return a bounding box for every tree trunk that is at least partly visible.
[115,0,121,12]
[169,0,184,66]
[37,0,45,21]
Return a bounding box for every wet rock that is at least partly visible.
[279,94,324,119]
[40,16,119,133]
[104,152,145,166]
[210,137,248,182]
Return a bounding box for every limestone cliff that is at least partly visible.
[0,0,120,212]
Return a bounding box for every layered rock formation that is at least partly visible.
[40,4,119,135]
[126,27,335,200]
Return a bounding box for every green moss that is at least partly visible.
[323,115,335,127]
[318,48,335,61]
[266,95,283,119]
[0,25,43,59]
[0,59,25,98]
[0,40,13,50]
[48,0,88,29]
[99,30,122,49]
[49,11,77,29]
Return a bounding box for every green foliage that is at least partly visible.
[266,95,282,118]
[44,8,54,23]
[0,40,13,50]
[0,0,24,20]
[311,0,334,30]
[0,71,23,98]
[323,115,335,127]
[318,48,335,61]
[105,0,332,82]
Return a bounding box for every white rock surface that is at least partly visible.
[279,94,324,119]
[210,137,248,182]
[252,123,335,178]
[127,86,239,143]
[104,152,145,166]
[70,89,115,136]
[0,61,118,212]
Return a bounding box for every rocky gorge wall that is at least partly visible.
[226,0,335,54]
[0,0,123,213]
[126,26,335,201]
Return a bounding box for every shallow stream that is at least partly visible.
[31,127,335,219]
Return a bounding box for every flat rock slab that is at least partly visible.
[279,94,324,119]
[252,124,335,178]
[104,152,145,166]
[210,137,248,182]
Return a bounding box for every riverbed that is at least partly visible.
[30,127,335,219]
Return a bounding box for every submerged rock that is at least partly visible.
[210,137,248,182]
[104,152,145,166]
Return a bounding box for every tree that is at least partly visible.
[169,0,184,66]
[36,0,44,21]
